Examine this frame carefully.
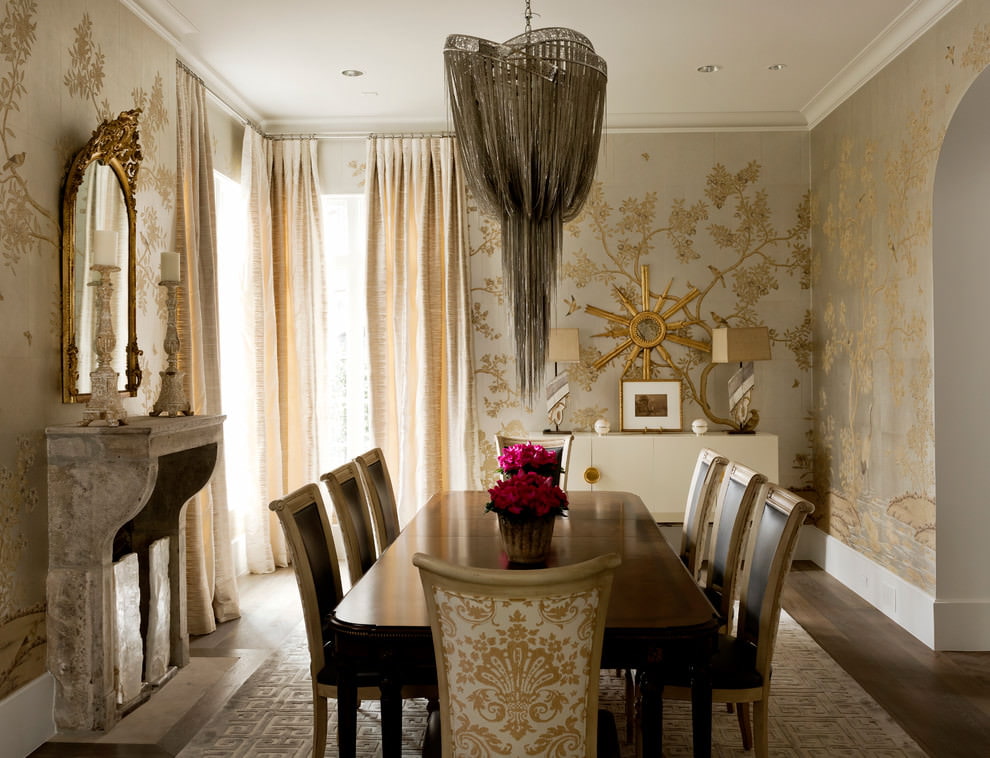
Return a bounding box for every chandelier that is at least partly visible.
[444,2,606,400]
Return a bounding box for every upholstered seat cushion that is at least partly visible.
[664,634,764,691]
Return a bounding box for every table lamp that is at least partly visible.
[544,328,580,433]
[712,326,771,433]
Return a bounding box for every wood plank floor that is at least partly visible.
[32,562,990,757]
[782,561,990,758]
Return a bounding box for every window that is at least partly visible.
[214,172,370,572]
[317,194,370,466]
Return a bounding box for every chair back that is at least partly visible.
[353,447,400,555]
[705,461,767,626]
[679,448,729,579]
[495,433,574,489]
[413,552,621,758]
[269,483,345,679]
[735,485,814,678]
[321,462,377,586]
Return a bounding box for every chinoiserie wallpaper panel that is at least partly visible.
[0,0,175,701]
[466,129,814,488]
[811,0,990,597]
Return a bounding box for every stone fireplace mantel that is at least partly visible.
[46,415,225,732]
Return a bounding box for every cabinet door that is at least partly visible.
[589,435,658,510]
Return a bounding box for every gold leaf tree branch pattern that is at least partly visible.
[570,161,810,427]
[0,436,38,626]
[817,92,938,560]
[0,0,58,280]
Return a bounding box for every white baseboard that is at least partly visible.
[795,525,936,648]
[0,673,55,758]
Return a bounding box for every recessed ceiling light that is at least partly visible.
[341,69,364,77]
[697,64,720,73]
[768,63,787,71]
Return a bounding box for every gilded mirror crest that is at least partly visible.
[61,109,143,402]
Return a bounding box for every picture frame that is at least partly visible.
[620,380,682,432]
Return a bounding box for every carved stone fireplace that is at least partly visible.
[46,415,225,732]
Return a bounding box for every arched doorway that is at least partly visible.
[932,63,990,651]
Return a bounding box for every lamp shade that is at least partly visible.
[547,328,580,363]
[711,327,771,363]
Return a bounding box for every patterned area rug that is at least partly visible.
[177,611,924,757]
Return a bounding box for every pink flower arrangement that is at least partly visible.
[497,442,561,479]
[487,444,568,523]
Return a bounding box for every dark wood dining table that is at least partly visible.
[328,489,720,757]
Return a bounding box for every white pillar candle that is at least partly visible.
[93,230,117,266]
[160,251,180,282]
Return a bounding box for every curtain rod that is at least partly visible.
[176,59,262,134]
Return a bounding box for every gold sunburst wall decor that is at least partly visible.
[585,264,710,380]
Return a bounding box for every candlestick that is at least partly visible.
[93,230,117,267]
[81,265,127,426]
[151,279,191,417]
[160,251,180,283]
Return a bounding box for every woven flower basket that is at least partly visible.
[497,513,556,564]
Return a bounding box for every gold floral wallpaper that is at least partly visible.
[0,0,174,702]
[467,132,814,489]
[811,0,990,595]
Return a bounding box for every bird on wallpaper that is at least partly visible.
[565,295,580,315]
[3,152,24,171]
[710,311,731,328]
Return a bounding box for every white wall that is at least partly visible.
[932,64,990,650]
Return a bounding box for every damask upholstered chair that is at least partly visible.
[269,484,416,758]
[320,462,378,587]
[353,447,401,556]
[413,552,622,758]
[704,460,768,631]
[494,433,574,489]
[679,447,730,580]
[662,485,814,757]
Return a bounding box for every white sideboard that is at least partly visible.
[565,431,779,522]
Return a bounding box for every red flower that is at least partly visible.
[485,470,568,523]
[497,442,560,475]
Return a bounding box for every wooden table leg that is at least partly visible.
[690,660,713,758]
[336,676,358,758]
[380,673,403,758]
[639,668,663,757]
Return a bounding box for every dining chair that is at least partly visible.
[353,447,401,555]
[320,462,378,587]
[704,460,768,631]
[661,484,814,757]
[679,447,730,580]
[269,483,436,758]
[412,551,623,758]
[494,432,574,489]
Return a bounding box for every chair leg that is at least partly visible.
[735,701,753,750]
[314,693,328,758]
[624,668,636,744]
[422,699,441,758]
[753,699,770,758]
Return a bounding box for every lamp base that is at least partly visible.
[543,428,571,435]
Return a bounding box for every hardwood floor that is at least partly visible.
[31,562,990,757]
[782,561,990,758]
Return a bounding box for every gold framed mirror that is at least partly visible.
[61,109,143,403]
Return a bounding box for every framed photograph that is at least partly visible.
[620,380,682,432]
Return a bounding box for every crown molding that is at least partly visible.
[802,0,962,128]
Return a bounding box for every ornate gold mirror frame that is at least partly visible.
[61,109,143,403]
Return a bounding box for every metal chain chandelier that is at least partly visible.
[444,1,607,400]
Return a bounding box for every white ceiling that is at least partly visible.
[125,0,959,134]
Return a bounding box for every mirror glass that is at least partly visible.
[61,110,142,402]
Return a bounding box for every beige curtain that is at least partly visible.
[175,65,240,632]
[239,133,327,573]
[366,136,481,524]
